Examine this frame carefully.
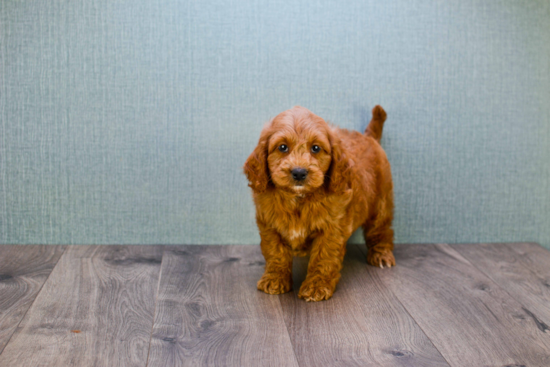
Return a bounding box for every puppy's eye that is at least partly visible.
[311,145,321,154]
[278,144,289,153]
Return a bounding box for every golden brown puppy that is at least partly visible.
[244,105,394,302]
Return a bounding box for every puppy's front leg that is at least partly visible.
[257,224,293,295]
[298,231,346,302]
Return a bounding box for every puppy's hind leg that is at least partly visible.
[362,196,395,268]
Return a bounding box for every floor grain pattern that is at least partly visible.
[1,243,550,367]
[369,243,550,366]
[0,245,163,367]
[454,242,550,328]
[0,245,65,353]
[280,245,450,367]
[147,245,299,367]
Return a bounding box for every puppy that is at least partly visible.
[244,106,394,302]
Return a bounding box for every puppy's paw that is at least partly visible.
[298,279,335,302]
[367,250,396,269]
[257,272,292,295]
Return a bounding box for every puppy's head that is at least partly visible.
[244,106,350,195]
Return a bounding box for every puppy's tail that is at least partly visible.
[365,105,387,142]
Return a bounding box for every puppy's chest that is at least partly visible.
[271,201,327,249]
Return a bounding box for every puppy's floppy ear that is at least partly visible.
[327,132,352,194]
[244,125,272,193]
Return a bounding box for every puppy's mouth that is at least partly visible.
[291,184,306,192]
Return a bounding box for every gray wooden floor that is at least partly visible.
[1,243,550,366]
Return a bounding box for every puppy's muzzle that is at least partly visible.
[291,167,308,182]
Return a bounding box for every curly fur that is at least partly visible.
[244,105,395,302]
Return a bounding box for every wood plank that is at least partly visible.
[0,245,163,367]
[279,245,450,367]
[0,245,65,353]
[368,243,550,366]
[147,245,299,367]
[454,243,550,328]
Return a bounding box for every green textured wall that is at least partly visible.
[1,0,549,247]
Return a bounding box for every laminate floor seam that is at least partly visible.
[145,245,166,367]
[0,245,67,355]
[502,243,546,280]
[277,294,302,367]
[354,244,453,367]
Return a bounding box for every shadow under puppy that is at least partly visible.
[244,105,394,302]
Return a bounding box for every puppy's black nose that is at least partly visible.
[291,168,308,181]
